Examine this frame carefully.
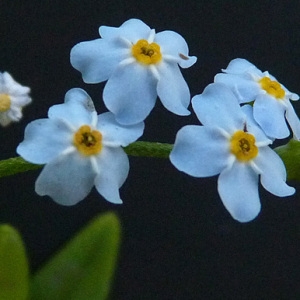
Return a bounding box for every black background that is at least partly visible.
[1,1,300,299]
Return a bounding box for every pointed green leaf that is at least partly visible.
[0,156,42,178]
[275,139,300,180]
[30,212,121,300]
[0,224,29,300]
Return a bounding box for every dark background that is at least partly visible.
[1,1,300,299]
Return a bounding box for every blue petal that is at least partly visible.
[97,112,144,147]
[254,147,295,196]
[155,30,197,68]
[17,119,72,164]
[99,19,151,42]
[157,62,191,116]
[35,152,96,205]
[253,94,289,139]
[192,83,245,133]
[241,105,272,144]
[70,39,128,83]
[285,100,300,140]
[222,58,259,74]
[170,125,229,177]
[94,147,129,204]
[48,88,95,128]
[218,162,261,222]
[214,73,260,103]
[103,62,157,125]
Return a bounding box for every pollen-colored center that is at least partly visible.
[230,130,258,162]
[0,94,11,112]
[73,125,102,156]
[132,39,162,65]
[259,77,285,99]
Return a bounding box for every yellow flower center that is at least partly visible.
[73,125,102,156]
[132,39,162,65]
[230,130,258,162]
[0,94,11,112]
[259,77,285,99]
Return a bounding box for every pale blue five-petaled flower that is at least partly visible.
[70,18,197,125]
[0,71,31,126]
[170,83,295,222]
[17,88,144,205]
[214,58,300,140]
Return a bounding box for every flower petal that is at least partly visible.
[35,152,96,205]
[170,125,229,177]
[10,95,31,106]
[48,88,95,128]
[253,94,290,139]
[214,73,260,103]
[254,147,295,196]
[192,83,245,133]
[103,62,157,125]
[70,39,128,83]
[218,162,261,222]
[155,30,197,68]
[94,147,129,204]
[0,113,12,126]
[222,58,259,74]
[97,112,144,147]
[1,72,31,95]
[99,19,151,42]
[285,100,300,140]
[17,119,72,164]
[156,62,191,116]
[241,105,272,144]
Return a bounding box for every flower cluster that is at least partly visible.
[170,82,295,222]
[171,58,299,222]
[14,19,299,222]
[17,19,196,205]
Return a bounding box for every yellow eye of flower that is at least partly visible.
[73,125,102,156]
[230,130,258,162]
[0,94,11,112]
[132,39,162,65]
[259,77,285,99]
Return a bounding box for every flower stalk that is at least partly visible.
[0,141,173,179]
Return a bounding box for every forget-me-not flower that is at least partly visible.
[0,72,31,126]
[17,88,144,205]
[214,58,300,139]
[170,83,295,222]
[70,18,197,125]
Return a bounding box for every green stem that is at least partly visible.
[124,141,173,158]
[0,141,173,179]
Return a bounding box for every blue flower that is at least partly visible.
[170,83,295,222]
[214,58,300,139]
[70,18,197,125]
[17,88,144,205]
[0,72,31,126]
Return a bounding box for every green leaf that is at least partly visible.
[275,139,300,180]
[30,212,121,300]
[0,156,42,178]
[0,224,29,300]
